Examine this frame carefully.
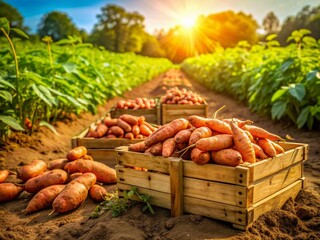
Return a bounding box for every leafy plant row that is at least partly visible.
[0,18,174,141]
[181,29,320,129]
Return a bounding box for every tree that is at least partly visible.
[37,11,80,41]
[90,4,146,53]
[0,0,29,32]
[262,12,280,34]
[139,34,166,58]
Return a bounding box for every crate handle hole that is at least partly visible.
[238,192,242,195]
[239,201,243,205]
[239,180,243,183]
[238,211,243,214]
[120,178,125,181]
[239,173,243,178]
[238,219,242,222]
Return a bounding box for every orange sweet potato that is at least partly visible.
[16,159,47,182]
[0,170,14,183]
[64,160,116,184]
[67,146,87,161]
[211,149,243,167]
[89,184,108,202]
[25,169,68,193]
[190,148,211,165]
[26,184,65,214]
[48,158,69,170]
[0,183,25,203]
[70,172,96,190]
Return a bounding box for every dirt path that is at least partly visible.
[0,70,319,240]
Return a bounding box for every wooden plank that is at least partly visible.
[77,138,142,149]
[183,177,247,206]
[184,196,246,225]
[249,144,306,182]
[170,158,183,217]
[247,179,303,225]
[116,165,170,193]
[183,160,243,185]
[252,162,303,203]
[117,183,171,209]
[116,146,171,174]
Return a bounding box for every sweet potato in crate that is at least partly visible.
[115,142,308,230]
[161,88,208,124]
[72,114,157,167]
[109,98,161,125]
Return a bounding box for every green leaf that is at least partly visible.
[63,63,78,73]
[0,115,24,131]
[38,85,56,106]
[0,77,15,89]
[127,190,134,198]
[271,101,287,120]
[10,28,29,39]
[0,91,13,102]
[281,59,293,72]
[0,17,10,33]
[266,34,277,41]
[31,84,52,107]
[271,88,287,102]
[302,36,317,46]
[288,83,305,102]
[297,106,310,129]
[39,121,58,135]
[306,70,319,82]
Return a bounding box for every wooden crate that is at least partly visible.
[109,99,161,125]
[116,142,308,230]
[71,126,142,167]
[161,101,208,124]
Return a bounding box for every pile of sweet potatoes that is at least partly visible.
[0,146,111,214]
[115,98,157,110]
[161,69,192,89]
[160,87,205,105]
[129,116,285,167]
[86,114,158,139]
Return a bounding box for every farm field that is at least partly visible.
[0,70,319,240]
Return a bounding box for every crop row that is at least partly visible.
[181,30,320,129]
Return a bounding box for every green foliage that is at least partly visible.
[90,187,154,218]
[182,30,320,129]
[0,17,173,141]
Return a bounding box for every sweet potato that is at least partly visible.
[252,143,268,160]
[48,158,69,170]
[188,115,207,128]
[174,129,193,144]
[25,169,68,193]
[270,141,285,154]
[25,185,65,214]
[70,172,83,181]
[119,114,138,126]
[70,172,96,190]
[230,121,256,163]
[150,142,163,156]
[257,139,277,157]
[117,118,132,132]
[0,170,13,183]
[0,183,24,203]
[104,117,118,127]
[52,181,88,213]
[211,149,243,167]
[89,184,108,202]
[124,132,134,140]
[206,119,232,134]
[128,141,146,152]
[196,134,234,151]
[16,159,47,182]
[145,118,189,147]
[244,125,283,141]
[67,146,87,161]
[109,126,124,137]
[64,160,116,184]
[140,124,153,136]
[162,138,176,157]
[94,124,108,138]
[132,125,140,136]
[189,126,212,145]
[191,148,211,165]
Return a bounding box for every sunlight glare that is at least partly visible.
[179,14,197,28]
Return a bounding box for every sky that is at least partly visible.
[3,0,320,34]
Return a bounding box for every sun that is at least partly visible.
[179,15,197,29]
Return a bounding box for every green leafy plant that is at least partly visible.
[90,187,154,219]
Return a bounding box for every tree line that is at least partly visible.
[1,1,319,63]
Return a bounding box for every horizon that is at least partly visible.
[3,0,320,34]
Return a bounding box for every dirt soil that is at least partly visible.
[0,70,319,240]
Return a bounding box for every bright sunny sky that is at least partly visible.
[4,0,320,34]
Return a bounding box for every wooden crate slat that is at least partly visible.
[183,177,247,207]
[116,146,171,174]
[77,138,142,149]
[116,165,170,193]
[252,162,303,203]
[169,158,183,217]
[117,183,171,209]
